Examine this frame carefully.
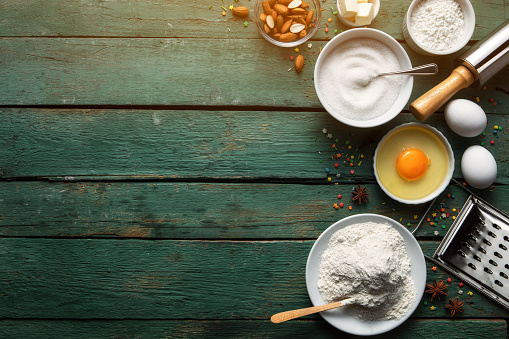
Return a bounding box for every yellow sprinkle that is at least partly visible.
[229,5,233,10]
[294,47,299,52]
[327,177,331,182]
[360,154,364,158]
[348,145,352,149]
[452,216,456,220]
[467,291,473,296]
[452,208,457,212]
[222,10,226,15]
[430,306,436,310]
[494,125,499,130]
[414,215,418,219]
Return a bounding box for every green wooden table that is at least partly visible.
[1,0,509,337]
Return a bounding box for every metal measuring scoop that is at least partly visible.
[376,63,438,77]
[355,63,438,87]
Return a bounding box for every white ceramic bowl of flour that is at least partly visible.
[403,0,475,56]
[314,28,413,128]
[306,214,426,336]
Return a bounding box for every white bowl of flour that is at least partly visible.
[314,28,413,128]
[306,214,426,335]
[403,0,475,55]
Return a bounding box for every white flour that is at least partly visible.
[317,222,416,321]
[410,0,464,50]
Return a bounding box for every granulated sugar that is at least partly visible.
[317,222,416,321]
[410,0,464,51]
[317,38,402,121]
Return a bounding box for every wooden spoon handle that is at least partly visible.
[270,300,344,323]
[409,65,475,121]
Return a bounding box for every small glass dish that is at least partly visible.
[336,0,380,27]
[254,0,321,47]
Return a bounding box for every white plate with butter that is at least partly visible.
[305,214,426,336]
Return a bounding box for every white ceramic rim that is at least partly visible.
[306,213,426,336]
[314,28,413,128]
[336,0,380,27]
[405,0,475,55]
[373,122,455,204]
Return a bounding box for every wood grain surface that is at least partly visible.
[1,0,509,337]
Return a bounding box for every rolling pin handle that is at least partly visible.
[409,66,475,121]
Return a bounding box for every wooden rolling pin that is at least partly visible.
[410,19,509,121]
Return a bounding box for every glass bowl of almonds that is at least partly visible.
[255,0,321,47]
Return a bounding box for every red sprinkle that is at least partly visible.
[447,277,452,283]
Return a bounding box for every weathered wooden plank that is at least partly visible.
[0,180,501,239]
[1,38,508,106]
[0,319,506,339]
[1,239,508,319]
[1,109,507,181]
[0,0,505,41]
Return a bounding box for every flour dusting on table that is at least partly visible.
[317,222,416,321]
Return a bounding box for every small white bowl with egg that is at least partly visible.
[314,28,413,128]
[374,123,455,204]
[336,0,380,27]
[403,0,475,56]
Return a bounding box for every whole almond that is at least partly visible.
[292,15,306,25]
[291,8,307,15]
[276,15,284,31]
[260,12,267,21]
[301,1,310,8]
[268,0,277,6]
[298,29,307,39]
[264,23,271,33]
[305,9,314,26]
[279,32,297,42]
[278,0,292,5]
[295,55,304,73]
[273,4,289,16]
[270,9,278,21]
[232,6,249,17]
[262,1,272,15]
[281,19,293,33]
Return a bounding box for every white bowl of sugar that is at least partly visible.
[403,0,475,56]
[314,28,413,128]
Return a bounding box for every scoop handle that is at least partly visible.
[270,300,345,323]
[409,65,475,121]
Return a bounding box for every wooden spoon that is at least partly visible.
[270,298,355,323]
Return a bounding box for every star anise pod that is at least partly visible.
[352,184,369,204]
[425,279,448,301]
[445,298,464,317]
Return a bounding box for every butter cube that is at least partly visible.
[339,0,358,18]
[355,2,374,26]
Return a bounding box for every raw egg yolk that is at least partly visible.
[396,148,430,181]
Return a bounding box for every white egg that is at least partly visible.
[461,145,497,189]
[444,99,487,137]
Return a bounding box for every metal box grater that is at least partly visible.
[431,194,509,310]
